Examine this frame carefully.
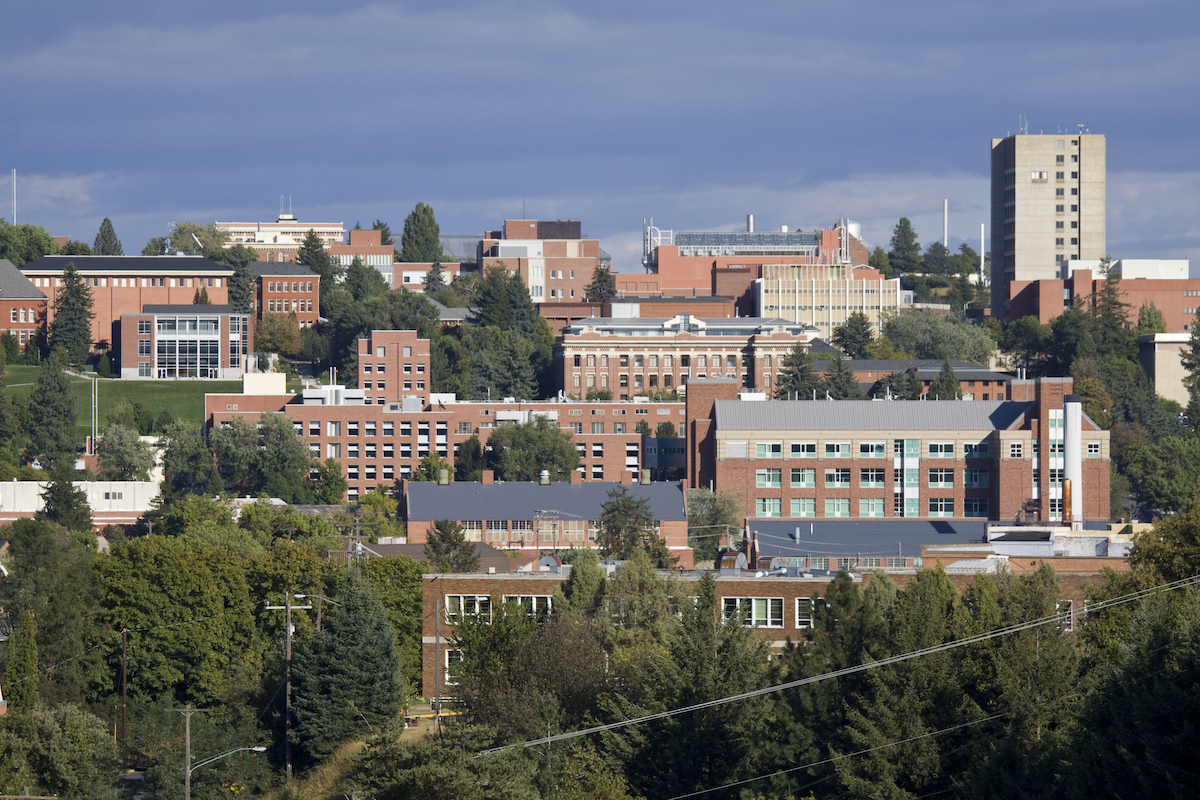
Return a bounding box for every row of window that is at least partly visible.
[755,466,992,489]
[267,299,313,313]
[8,308,37,323]
[746,440,976,459]
[68,276,220,288]
[265,281,314,292]
[756,497,984,518]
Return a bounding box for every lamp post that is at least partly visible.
[186,746,267,800]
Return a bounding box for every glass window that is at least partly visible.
[824,498,850,517]
[790,468,815,488]
[756,468,782,488]
[859,498,886,517]
[756,498,782,517]
[755,442,783,458]
[791,442,816,458]
[859,442,885,457]
[860,468,885,488]
[825,443,849,458]
[722,597,783,628]
[1009,442,1024,459]
[964,468,989,488]
[964,498,989,518]
[928,468,954,488]
[796,598,815,629]
[928,498,954,517]
[790,498,815,517]
[824,468,850,487]
[928,443,954,458]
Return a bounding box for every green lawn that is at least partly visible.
[4,365,245,439]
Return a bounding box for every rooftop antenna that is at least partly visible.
[279,195,285,218]
[9,169,14,224]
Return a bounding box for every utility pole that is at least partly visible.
[121,628,129,743]
[168,703,209,800]
[266,591,311,781]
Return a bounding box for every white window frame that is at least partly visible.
[722,597,784,629]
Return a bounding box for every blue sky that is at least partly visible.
[5,1,1198,272]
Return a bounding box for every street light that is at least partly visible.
[186,746,266,800]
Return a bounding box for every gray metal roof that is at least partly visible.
[406,480,687,522]
[21,255,233,273]
[0,259,46,300]
[250,261,319,277]
[714,399,1033,432]
[749,519,989,559]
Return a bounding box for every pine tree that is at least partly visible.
[27,356,78,466]
[596,485,672,567]
[371,219,394,246]
[398,202,442,262]
[297,229,341,285]
[583,264,616,302]
[227,262,256,313]
[47,262,95,365]
[476,266,513,329]
[92,217,123,256]
[774,340,821,400]
[454,434,484,482]
[424,519,479,573]
[887,217,921,274]
[290,573,404,767]
[831,311,875,359]
[905,368,925,400]
[1091,257,1135,361]
[141,236,168,256]
[36,460,91,531]
[194,286,210,304]
[928,359,962,399]
[424,258,446,295]
[4,609,40,711]
[822,353,865,399]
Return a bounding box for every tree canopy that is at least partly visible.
[484,416,579,482]
[92,217,123,256]
[47,262,95,365]
[399,202,443,262]
[887,217,921,273]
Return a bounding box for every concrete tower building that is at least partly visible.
[990,133,1106,319]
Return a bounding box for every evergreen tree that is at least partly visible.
[297,229,342,285]
[290,574,404,767]
[454,434,484,482]
[1182,309,1200,428]
[584,264,616,302]
[225,251,258,314]
[424,258,446,295]
[928,359,962,399]
[194,286,210,304]
[888,217,921,274]
[596,485,673,567]
[4,609,40,711]
[36,460,92,532]
[399,202,442,262]
[774,340,821,400]
[47,262,95,365]
[345,255,388,301]
[27,355,78,466]
[1091,257,1135,361]
[476,266,513,329]
[371,218,394,246]
[920,241,957,275]
[905,367,925,399]
[92,217,123,255]
[506,271,539,338]
[424,519,480,573]
[821,353,866,399]
[831,311,875,359]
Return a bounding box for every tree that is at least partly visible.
[194,286,210,304]
[686,488,740,564]
[254,312,301,356]
[346,255,389,301]
[399,202,443,262]
[47,262,94,365]
[58,240,92,255]
[92,217,123,255]
[0,219,58,266]
[927,359,962,399]
[887,217,921,274]
[1090,257,1135,361]
[1136,300,1168,336]
[141,236,168,256]
[372,218,394,246]
[596,485,673,567]
[424,258,446,295]
[883,310,997,365]
[361,554,427,688]
[412,452,452,482]
[831,311,875,359]
[290,573,404,767]
[1002,315,1052,375]
[424,519,480,573]
[36,461,91,532]
[167,221,229,256]
[584,264,616,302]
[159,423,222,501]
[821,353,866,399]
[0,702,117,798]
[955,242,981,277]
[485,416,579,482]
[634,419,652,436]
[455,434,484,482]
[96,423,155,480]
[774,340,821,400]
[920,241,956,275]
[4,610,40,711]
[655,421,677,438]
[27,355,78,466]
[868,246,892,277]
[297,229,342,285]
[1048,306,1097,375]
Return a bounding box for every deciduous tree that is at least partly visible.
[596,485,672,567]
[686,487,740,564]
[1136,300,1167,336]
[485,416,579,482]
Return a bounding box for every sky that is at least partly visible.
[4,1,1199,273]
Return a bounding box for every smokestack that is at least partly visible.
[1064,395,1083,528]
[943,199,948,247]
[747,214,754,233]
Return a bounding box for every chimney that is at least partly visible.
[437,468,449,485]
[1064,394,1083,528]
[539,469,550,485]
[569,471,583,485]
[640,468,650,485]
[482,469,495,484]
[747,214,755,233]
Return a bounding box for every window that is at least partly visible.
[859,498,886,517]
[791,442,816,458]
[791,498,815,517]
[904,468,919,488]
[756,468,782,488]
[327,421,341,437]
[964,468,989,488]
[791,468,815,488]
[365,421,377,436]
[755,442,783,458]
[383,421,394,436]
[1010,442,1024,459]
[824,498,850,517]
[964,498,990,518]
[929,468,954,488]
[445,595,492,623]
[308,421,320,437]
[1087,442,1100,458]
[860,468,885,488]
[796,598,815,629]
[928,497,954,517]
[928,443,954,458]
[722,597,783,628]
[964,442,990,458]
[506,595,553,620]
[138,320,152,334]
[138,339,151,356]
[825,468,850,487]
[348,443,360,459]
[825,443,849,458]
[859,442,885,457]
[756,498,782,517]
[591,422,604,434]
[138,362,152,377]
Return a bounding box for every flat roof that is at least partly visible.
[21,255,233,273]
[749,519,989,559]
[714,399,1033,432]
[406,480,687,522]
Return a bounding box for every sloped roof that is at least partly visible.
[249,261,319,277]
[0,259,46,300]
[21,255,233,273]
[749,519,988,559]
[714,398,1032,432]
[406,480,688,522]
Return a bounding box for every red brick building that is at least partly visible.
[117,305,252,379]
[20,255,233,348]
[0,258,47,350]
[479,220,604,303]
[251,262,320,328]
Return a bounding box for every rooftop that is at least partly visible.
[675,230,822,256]
[21,255,233,274]
[405,480,688,522]
[250,261,320,277]
[714,398,1033,432]
[139,304,237,314]
[0,259,47,300]
[748,519,989,559]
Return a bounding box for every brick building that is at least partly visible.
[0,259,47,350]
[685,377,1109,525]
[331,229,395,273]
[538,296,736,337]
[251,262,321,327]
[479,220,606,303]
[807,359,1012,400]
[216,214,342,264]
[117,305,252,379]
[557,314,820,398]
[20,255,233,347]
[403,477,690,565]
